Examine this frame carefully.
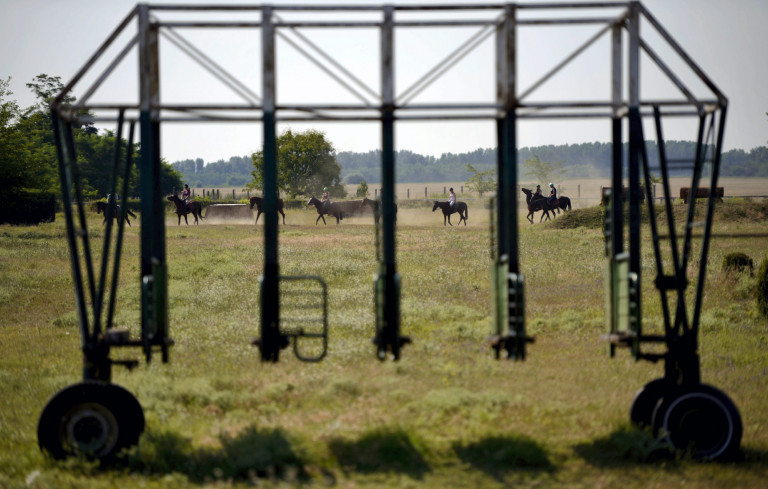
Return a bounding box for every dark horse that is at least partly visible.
[552,196,572,214]
[360,197,398,224]
[96,201,137,226]
[521,188,553,224]
[167,194,205,225]
[249,196,286,225]
[307,196,343,225]
[432,200,468,226]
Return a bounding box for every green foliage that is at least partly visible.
[248,128,344,199]
[757,257,768,318]
[1,74,182,209]
[722,252,754,275]
[355,180,369,198]
[173,156,250,187]
[523,154,566,186]
[464,163,496,196]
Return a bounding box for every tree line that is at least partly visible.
[173,140,768,188]
[1,74,184,223]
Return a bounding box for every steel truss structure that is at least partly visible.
[43,1,740,461]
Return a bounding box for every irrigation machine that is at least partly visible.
[43,1,740,462]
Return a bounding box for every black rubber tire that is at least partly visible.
[630,378,674,428]
[651,384,742,460]
[38,382,145,461]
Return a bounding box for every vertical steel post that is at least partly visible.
[611,22,623,257]
[627,2,641,321]
[378,5,402,359]
[495,5,516,270]
[138,4,167,363]
[260,6,282,362]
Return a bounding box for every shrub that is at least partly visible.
[356,180,369,198]
[722,252,754,275]
[1,189,56,224]
[757,257,768,318]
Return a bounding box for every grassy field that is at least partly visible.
[1,201,767,488]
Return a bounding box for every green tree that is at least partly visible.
[523,154,566,187]
[0,77,59,197]
[464,163,496,197]
[248,129,344,198]
[356,180,369,198]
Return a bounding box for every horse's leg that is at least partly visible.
[183,213,189,225]
[279,209,285,224]
[255,210,261,224]
[315,214,322,225]
[177,214,181,226]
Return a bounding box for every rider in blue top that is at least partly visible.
[548,183,557,204]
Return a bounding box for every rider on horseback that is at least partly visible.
[548,183,557,205]
[181,184,191,211]
[321,186,331,211]
[448,187,456,209]
[534,185,543,198]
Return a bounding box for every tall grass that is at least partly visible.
[1,204,767,488]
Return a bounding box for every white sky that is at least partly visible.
[2,0,766,164]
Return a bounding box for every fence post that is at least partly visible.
[443,186,446,194]
[461,185,463,193]
[407,188,410,199]
[578,184,580,200]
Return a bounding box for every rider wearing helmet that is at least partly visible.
[534,184,543,198]
[181,184,191,210]
[548,182,557,204]
[321,186,331,210]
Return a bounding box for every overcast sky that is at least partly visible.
[2,0,766,164]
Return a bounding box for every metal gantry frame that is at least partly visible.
[44,1,740,461]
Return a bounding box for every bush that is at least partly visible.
[722,252,754,275]
[757,257,768,318]
[1,189,56,225]
[356,180,369,198]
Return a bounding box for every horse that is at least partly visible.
[249,196,286,225]
[307,196,343,225]
[167,193,205,225]
[521,188,553,224]
[360,197,398,224]
[432,200,468,226]
[553,196,572,213]
[95,201,137,227]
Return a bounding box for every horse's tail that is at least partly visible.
[464,203,468,220]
